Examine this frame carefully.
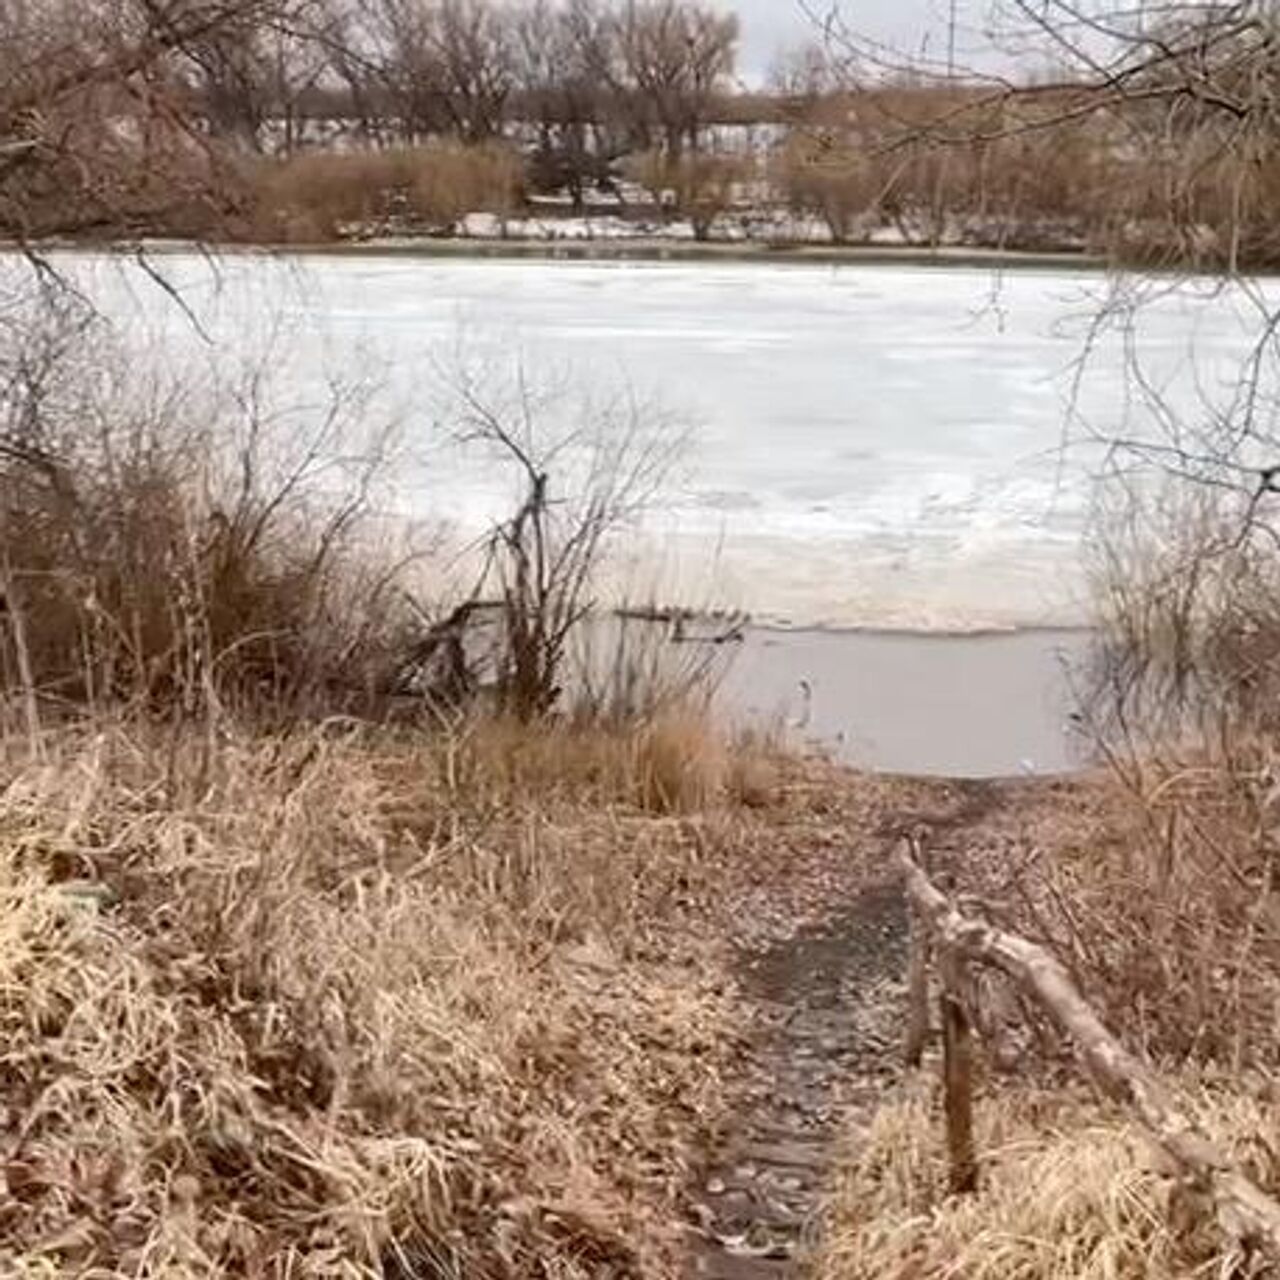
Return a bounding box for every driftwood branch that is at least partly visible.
[898,842,1280,1257]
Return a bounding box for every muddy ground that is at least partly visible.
[685,773,1076,1278]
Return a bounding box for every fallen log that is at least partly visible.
[898,842,1280,1258]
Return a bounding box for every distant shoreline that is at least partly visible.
[294,238,1108,272]
[9,236,1110,274]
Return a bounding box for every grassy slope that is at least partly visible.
[814,774,1280,1280]
[8,711,1277,1279]
[0,714,770,1277]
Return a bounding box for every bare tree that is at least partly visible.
[362,0,454,141]
[614,0,737,162]
[431,0,515,143]
[513,0,620,205]
[0,0,320,239]
[352,0,514,145]
[445,364,682,721]
[814,0,1280,264]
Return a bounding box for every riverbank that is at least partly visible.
[288,237,1110,273]
[14,235,1110,274]
[0,705,1010,1279]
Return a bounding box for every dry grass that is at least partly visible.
[1000,762,1280,1067]
[1035,488,1280,1067]
[0,709,770,1277]
[252,143,524,242]
[816,436,1280,1274]
[0,292,780,1273]
[817,1073,1280,1279]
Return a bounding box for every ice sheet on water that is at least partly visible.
[18,252,1274,631]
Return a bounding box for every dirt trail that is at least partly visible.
[686,780,1006,1278]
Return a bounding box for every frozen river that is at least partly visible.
[39,250,1272,633]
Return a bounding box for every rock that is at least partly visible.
[58,880,119,912]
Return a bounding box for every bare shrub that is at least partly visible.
[773,131,873,244]
[623,146,749,238]
[0,285,412,727]
[624,146,678,218]
[669,149,751,240]
[443,365,684,721]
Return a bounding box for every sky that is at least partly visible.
[719,0,813,76]
[720,0,1010,82]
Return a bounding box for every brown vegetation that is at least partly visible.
[0,287,408,723]
[623,146,750,239]
[5,0,1279,261]
[252,141,524,241]
[819,1076,1280,1279]
[0,709,768,1276]
[0,275,781,1276]
[808,11,1280,1260]
[901,843,1280,1259]
[818,481,1280,1272]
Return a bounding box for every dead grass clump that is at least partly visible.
[253,142,525,242]
[0,714,748,1276]
[252,148,410,240]
[406,140,524,232]
[633,710,727,814]
[423,711,732,823]
[816,1074,1280,1279]
[1050,484,1280,1066]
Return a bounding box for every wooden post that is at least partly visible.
[940,947,978,1195]
[899,843,1280,1254]
[1,562,40,760]
[904,899,932,1068]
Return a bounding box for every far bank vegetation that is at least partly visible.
[5,0,1280,265]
